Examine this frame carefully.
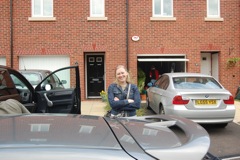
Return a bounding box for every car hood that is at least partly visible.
[0,114,211,160]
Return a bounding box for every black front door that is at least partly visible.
[86,55,104,97]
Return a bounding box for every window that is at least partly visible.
[32,0,53,17]
[90,0,105,17]
[207,0,220,17]
[153,0,173,17]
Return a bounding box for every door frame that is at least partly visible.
[84,53,105,99]
[200,52,219,80]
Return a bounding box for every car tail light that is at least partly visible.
[172,95,189,105]
[223,96,234,104]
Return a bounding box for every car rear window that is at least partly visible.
[173,77,222,89]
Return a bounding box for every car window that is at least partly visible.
[48,73,64,89]
[10,74,28,89]
[173,76,222,89]
[21,73,41,86]
[159,75,169,90]
[0,70,15,88]
[155,75,169,90]
[36,68,71,91]
[0,69,22,101]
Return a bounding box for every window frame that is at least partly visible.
[207,0,220,18]
[90,0,105,17]
[152,0,173,17]
[31,0,54,18]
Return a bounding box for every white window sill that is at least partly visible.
[87,17,108,21]
[150,17,176,21]
[28,17,56,21]
[204,17,224,21]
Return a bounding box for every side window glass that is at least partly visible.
[10,74,28,89]
[0,70,22,101]
[90,0,105,17]
[153,0,173,17]
[32,0,53,17]
[158,75,169,90]
[36,68,74,91]
[207,0,220,17]
[0,70,13,88]
[154,78,161,87]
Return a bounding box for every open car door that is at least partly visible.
[34,65,81,114]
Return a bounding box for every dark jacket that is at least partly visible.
[107,83,141,116]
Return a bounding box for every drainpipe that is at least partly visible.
[10,0,13,68]
[126,0,129,69]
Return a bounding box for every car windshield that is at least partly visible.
[173,77,222,89]
[21,73,41,85]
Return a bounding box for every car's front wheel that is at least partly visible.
[159,104,165,115]
[146,95,151,109]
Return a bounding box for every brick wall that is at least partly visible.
[1,0,239,98]
[1,1,11,66]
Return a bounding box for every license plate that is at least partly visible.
[195,100,217,105]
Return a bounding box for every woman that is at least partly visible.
[107,65,141,117]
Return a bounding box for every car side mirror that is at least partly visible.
[61,80,67,84]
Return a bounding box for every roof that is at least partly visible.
[163,72,213,77]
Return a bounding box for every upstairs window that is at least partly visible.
[207,0,220,17]
[32,0,53,17]
[90,0,105,17]
[153,0,173,17]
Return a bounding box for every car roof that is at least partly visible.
[19,70,52,76]
[19,69,51,73]
[162,72,213,78]
[0,114,211,160]
[0,114,120,148]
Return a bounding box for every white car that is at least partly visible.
[146,73,236,127]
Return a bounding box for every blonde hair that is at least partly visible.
[114,65,132,84]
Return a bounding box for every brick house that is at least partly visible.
[1,0,239,100]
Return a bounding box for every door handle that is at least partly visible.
[44,93,53,107]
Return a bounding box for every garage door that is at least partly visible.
[0,57,6,66]
[19,56,70,71]
[19,55,70,87]
[137,55,188,74]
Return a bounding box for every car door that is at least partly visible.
[6,65,81,114]
[150,75,169,113]
[34,65,81,114]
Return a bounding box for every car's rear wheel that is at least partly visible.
[159,104,165,115]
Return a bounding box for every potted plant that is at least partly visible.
[100,90,107,102]
[137,67,146,100]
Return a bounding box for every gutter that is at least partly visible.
[126,0,129,69]
[10,0,13,68]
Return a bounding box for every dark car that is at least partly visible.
[0,65,80,114]
[0,114,215,160]
[19,69,66,89]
